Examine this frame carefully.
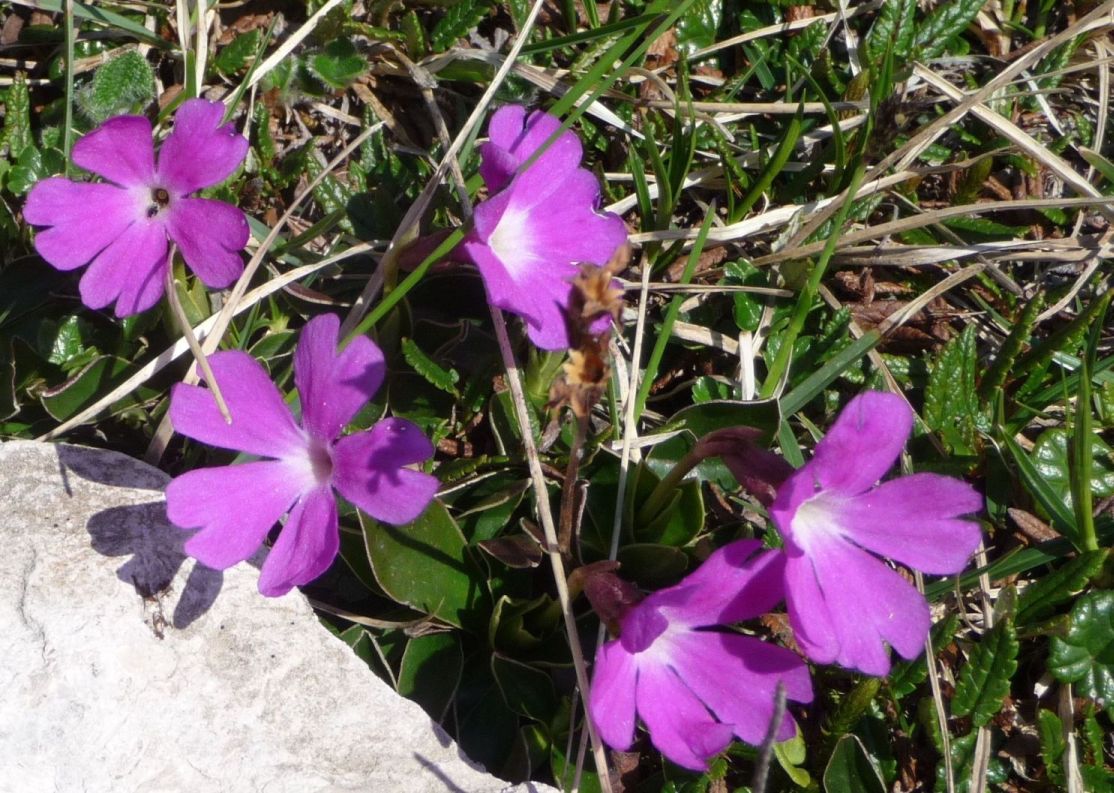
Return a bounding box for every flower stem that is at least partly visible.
[557,412,589,556]
[163,249,232,424]
[489,306,613,792]
[62,0,75,172]
[635,446,704,527]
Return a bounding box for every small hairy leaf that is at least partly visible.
[1037,708,1066,787]
[79,50,156,123]
[863,0,915,67]
[430,0,489,51]
[401,338,459,395]
[952,617,1019,727]
[915,0,986,59]
[309,38,367,89]
[214,29,261,75]
[1017,551,1108,625]
[2,71,32,155]
[1049,590,1114,718]
[924,324,983,454]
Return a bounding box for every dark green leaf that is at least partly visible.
[1031,428,1114,516]
[2,71,32,155]
[491,653,558,721]
[1049,590,1114,718]
[951,617,1019,727]
[40,355,132,421]
[823,735,886,793]
[1037,708,1066,788]
[361,501,486,630]
[397,632,462,721]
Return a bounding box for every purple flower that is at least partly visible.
[769,392,983,676]
[24,99,250,317]
[459,105,628,350]
[588,540,813,771]
[165,314,438,597]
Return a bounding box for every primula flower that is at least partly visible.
[768,392,983,676]
[165,314,438,597]
[588,540,813,771]
[459,105,628,350]
[24,99,249,317]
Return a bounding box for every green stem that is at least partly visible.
[760,164,864,398]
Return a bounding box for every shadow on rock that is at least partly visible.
[58,445,224,629]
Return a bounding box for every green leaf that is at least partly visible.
[951,617,1019,727]
[823,735,886,793]
[1017,551,1109,625]
[397,632,462,721]
[979,293,1045,400]
[309,39,367,89]
[214,29,262,75]
[430,0,489,51]
[864,0,916,67]
[1031,428,1114,516]
[1037,708,1066,788]
[616,543,690,588]
[491,653,558,721]
[674,0,721,53]
[78,50,156,123]
[914,0,987,59]
[40,355,132,421]
[1049,590,1114,718]
[8,144,65,195]
[401,337,459,396]
[773,730,812,788]
[924,324,983,454]
[361,501,486,630]
[2,71,32,155]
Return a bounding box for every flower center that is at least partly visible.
[789,491,844,552]
[488,206,533,275]
[146,187,171,218]
[307,439,334,485]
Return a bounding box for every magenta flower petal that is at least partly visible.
[636,663,735,771]
[587,638,638,751]
[165,197,249,288]
[156,99,248,194]
[589,538,811,770]
[479,105,583,193]
[294,314,385,441]
[654,539,786,625]
[71,114,155,187]
[331,418,438,525]
[462,166,627,350]
[167,314,436,596]
[168,461,307,569]
[24,178,140,270]
[257,486,339,597]
[787,535,931,676]
[78,219,168,316]
[839,473,983,574]
[170,351,307,459]
[768,391,982,674]
[807,391,913,495]
[669,631,812,744]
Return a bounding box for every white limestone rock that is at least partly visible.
[0,440,554,793]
